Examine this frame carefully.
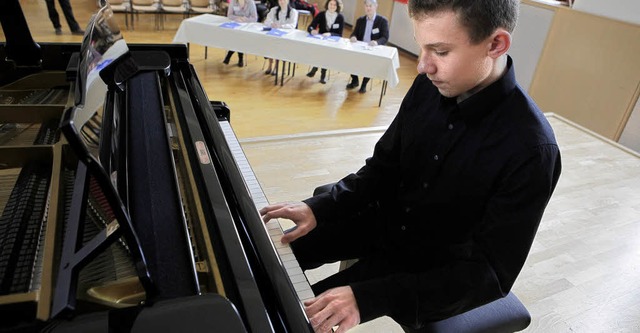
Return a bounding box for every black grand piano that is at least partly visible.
[0,1,313,331]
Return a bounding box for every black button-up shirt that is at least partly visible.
[304,57,562,326]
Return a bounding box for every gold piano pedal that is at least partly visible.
[84,277,146,308]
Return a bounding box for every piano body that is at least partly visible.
[0,1,313,332]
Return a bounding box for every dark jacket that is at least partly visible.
[304,56,561,326]
[350,14,389,45]
[307,11,344,36]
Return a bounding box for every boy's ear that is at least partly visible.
[487,29,511,58]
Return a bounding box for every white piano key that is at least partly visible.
[283,259,300,270]
[271,237,288,249]
[265,220,280,228]
[279,253,296,262]
[298,289,316,302]
[276,246,293,255]
[294,280,312,291]
[268,228,282,236]
[285,265,304,278]
[220,121,314,302]
[288,273,307,284]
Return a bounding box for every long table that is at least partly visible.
[172,14,400,104]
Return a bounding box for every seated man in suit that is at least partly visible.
[346,0,389,93]
[260,0,562,332]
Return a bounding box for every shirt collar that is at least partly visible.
[453,55,517,123]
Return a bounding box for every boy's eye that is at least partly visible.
[435,50,449,56]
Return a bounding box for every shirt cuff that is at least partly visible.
[349,278,391,323]
[303,192,341,224]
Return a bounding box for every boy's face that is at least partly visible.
[413,10,495,98]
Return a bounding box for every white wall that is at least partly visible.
[572,0,640,152]
[389,2,420,55]
[573,0,640,25]
[388,0,557,89]
[509,2,555,91]
[619,96,640,153]
[383,0,640,153]
[342,0,356,26]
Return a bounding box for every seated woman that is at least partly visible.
[263,0,298,75]
[223,0,258,67]
[306,0,344,84]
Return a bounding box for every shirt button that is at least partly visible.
[433,155,439,161]
[422,182,429,189]
[404,207,411,213]
[448,123,454,130]
[401,225,406,231]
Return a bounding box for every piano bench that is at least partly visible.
[401,292,531,333]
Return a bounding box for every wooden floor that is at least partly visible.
[4,1,640,332]
[243,116,640,333]
[4,0,417,139]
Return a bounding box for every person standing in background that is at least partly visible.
[45,0,84,35]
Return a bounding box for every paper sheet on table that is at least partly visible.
[220,21,241,29]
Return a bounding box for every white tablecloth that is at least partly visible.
[173,14,400,87]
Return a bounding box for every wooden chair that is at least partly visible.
[188,0,217,58]
[160,0,190,29]
[131,0,162,30]
[297,9,312,29]
[107,0,132,29]
[188,0,216,15]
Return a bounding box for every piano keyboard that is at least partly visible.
[220,121,315,302]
